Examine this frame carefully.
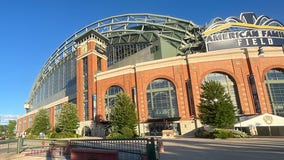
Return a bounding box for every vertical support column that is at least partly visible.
[87,53,97,120]
[76,58,84,121]
[242,48,262,114]
[184,52,197,130]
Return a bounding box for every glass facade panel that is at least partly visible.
[29,115,33,128]
[30,53,76,110]
[104,86,123,120]
[55,104,62,123]
[204,72,241,113]
[107,43,150,66]
[265,69,284,116]
[23,118,27,131]
[83,57,89,120]
[146,79,179,119]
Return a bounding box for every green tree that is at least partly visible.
[6,120,16,138]
[198,81,236,128]
[0,125,7,136]
[31,109,50,135]
[56,103,79,133]
[109,92,138,138]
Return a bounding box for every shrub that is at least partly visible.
[211,129,249,139]
[121,127,134,138]
[24,134,38,139]
[195,128,211,138]
[49,132,78,139]
[107,132,125,139]
[211,129,233,139]
[196,128,249,139]
[231,129,249,138]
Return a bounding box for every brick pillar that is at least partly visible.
[76,58,84,121]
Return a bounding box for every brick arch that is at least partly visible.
[199,68,240,85]
[198,69,242,113]
[101,83,125,108]
[102,83,125,119]
[102,83,125,95]
[144,76,180,119]
[261,65,284,82]
[261,65,284,114]
[144,75,178,91]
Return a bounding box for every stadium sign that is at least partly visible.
[203,12,284,51]
[205,29,284,51]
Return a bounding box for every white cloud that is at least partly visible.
[0,114,19,124]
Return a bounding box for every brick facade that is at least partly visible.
[17,45,284,136]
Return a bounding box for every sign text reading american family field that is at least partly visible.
[205,30,284,51]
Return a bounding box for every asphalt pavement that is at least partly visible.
[159,137,284,160]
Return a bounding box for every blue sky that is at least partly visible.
[0,0,283,124]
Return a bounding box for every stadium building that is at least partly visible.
[17,12,284,136]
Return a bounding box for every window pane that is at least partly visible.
[146,79,178,119]
[104,86,123,120]
[204,72,241,112]
[265,69,284,116]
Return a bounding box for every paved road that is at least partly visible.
[159,137,284,160]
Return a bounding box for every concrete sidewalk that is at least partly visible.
[1,152,68,160]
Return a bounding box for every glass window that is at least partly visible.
[265,69,284,116]
[55,104,62,123]
[23,118,27,131]
[97,57,102,72]
[29,115,33,128]
[30,54,77,110]
[204,72,241,113]
[146,79,179,119]
[104,86,124,120]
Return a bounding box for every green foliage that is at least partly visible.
[109,92,138,138]
[106,132,124,139]
[231,129,249,138]
[198,81,236,129]
[31,109,50,135]
[212,129,233,139]
[0,125,7,136]
[107,127,135,139]
[120,127,134,138]
[194,128,211,138]
[6,120,16,139]
[195,128,249,139]
[24,134,38,139]
[56,103,79,133]
[25,128,32,135]
[49,131,78,138]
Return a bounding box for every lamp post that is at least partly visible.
[258,46,264,57]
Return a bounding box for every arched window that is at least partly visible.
[265,69,284,116]
[146,79,179,119]
[204,72,241,113]
[104,85,123,120]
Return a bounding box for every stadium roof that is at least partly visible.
[29,13,202,100]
